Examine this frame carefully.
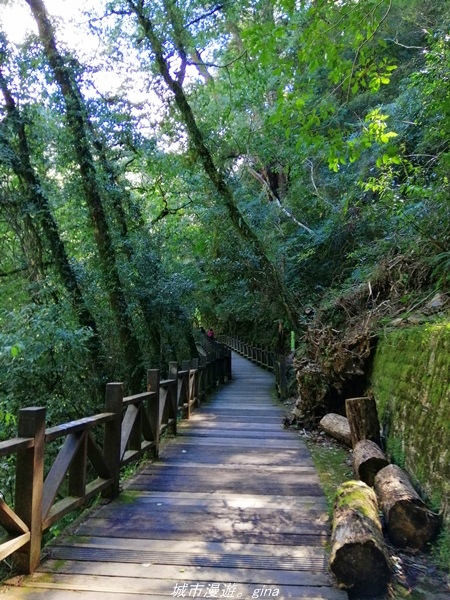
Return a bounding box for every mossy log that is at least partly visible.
[345,396,381,447]
[319,413,352,447]
[330,480,392,597]
[374,464,441,550]
[353,439,389,487]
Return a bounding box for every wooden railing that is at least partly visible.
[0,344,231,574]
[218,335,287,400]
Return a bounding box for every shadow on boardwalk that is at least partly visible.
[1,353,347,600]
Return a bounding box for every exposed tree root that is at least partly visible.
[292,253,448,425]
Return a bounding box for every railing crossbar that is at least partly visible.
[0,343,232,574]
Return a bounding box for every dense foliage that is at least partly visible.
[0,0,449,433]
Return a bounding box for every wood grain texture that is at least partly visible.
[2,354,346,599]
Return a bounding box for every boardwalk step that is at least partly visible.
[2,353,346,600]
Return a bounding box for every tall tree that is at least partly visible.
[124,0,301,334]
[0,51,105,384]
[25,0,145,391]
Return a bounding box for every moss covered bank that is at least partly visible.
[371,320,450,523]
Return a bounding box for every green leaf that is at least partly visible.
[10,345,22,358]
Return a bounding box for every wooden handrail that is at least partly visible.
[0,344,231,574]
[0,438,35,457]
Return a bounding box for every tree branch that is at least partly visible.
[247,166,314,235]
[127,0,302,332]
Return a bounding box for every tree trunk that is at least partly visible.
[353,439,389,486]
[127,1,301,335]
[345,396,381,448]
[330,480,391,597]
[319,413,352,447]
[374,464,441,550]
[26,0,145,392]
[0,67,105,386]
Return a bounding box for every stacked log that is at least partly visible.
[345,396,381,447]
[326,395,441,595]
[319,413,352,447]
[374,464,441,550]
[330,480,392,597]
[353,439,389,487]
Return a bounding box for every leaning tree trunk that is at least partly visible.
[330,480,391,597]
[26,0,145,392]
[0,67,105,388]
[345,396,381,448]
[353,439,389,487]
[128,1,302,335]
[374,464,441,550]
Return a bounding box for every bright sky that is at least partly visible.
[1,0,91,46]
[0,0,154,102]
[0,0,185,143]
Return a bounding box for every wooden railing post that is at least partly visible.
[169,361,180,416]
[199,355,207,403]
[225,347,232,381]
[191,358,200,406]
[147,369,161,458]
[217,346,225,385]
[277,354,287,400]
[102,383,123,499]
[14,407,46,574]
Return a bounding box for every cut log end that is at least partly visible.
[353,439,389,487]
[375,464,441,550]
[332,541,392,597]
[386,498,441,549]
[330,481,391,596]
[345,396,381,448]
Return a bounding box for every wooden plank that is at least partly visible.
[173,430,300,440]
[177,421,288,430]
[87,433,112,480]
[123,391,155,407]
[109,491,328,510]
[1,582,348,600]
[134,462,319,475]
[165,436,303,448]
[125,462,319,475]
[49,535,330,560]
[45,414,114,443]
[0,498,29,535]
[77,505,329,534]
[14,406,46,574]
[96,501,328,521]
[75,524,327,546]
[2,352,346,600]
[120,404,139,459]
[126,479,323,497]
[13,573,344,598]
[42,433,83,520]
[44,545,329,572]
[188,414,283,422]
[38,559,332,586]
[43,478,113,530]
[0,437,34,457]
[159,446,313,465]
[0,532,30,561]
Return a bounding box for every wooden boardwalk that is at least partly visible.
[1,353,347,599]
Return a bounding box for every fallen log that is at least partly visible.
[345,396,381,447]
[319,413,352,447]
[330,480,392,597]
[374,464,441,550]
[353,439,389,487]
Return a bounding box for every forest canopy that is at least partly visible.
[1,0,449,431]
